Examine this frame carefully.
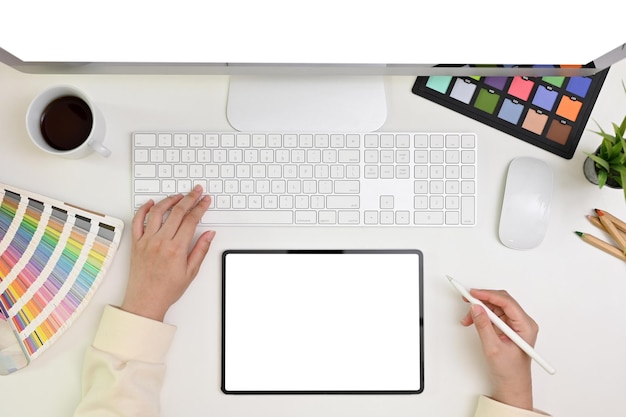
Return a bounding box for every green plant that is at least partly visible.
[586,82,626,199]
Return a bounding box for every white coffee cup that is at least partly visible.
[25,85,111,158]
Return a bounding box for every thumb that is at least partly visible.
[186,230,216,278]
[471,304,500,349]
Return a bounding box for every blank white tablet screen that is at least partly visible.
[222,250,423,393]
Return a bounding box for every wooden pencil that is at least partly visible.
[586,215,626,240]
[598,209,626,234]
[575,231,626,262]
[596,209,626,252]
[586,215,605,231]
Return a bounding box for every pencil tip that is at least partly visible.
[575,231,583,237]
[596,209,605,216]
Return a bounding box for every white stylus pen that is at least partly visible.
[447,275,556,375]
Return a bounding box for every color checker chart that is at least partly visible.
[412,67,609,159]
[0,183,123,374]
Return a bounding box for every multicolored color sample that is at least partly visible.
[0,183,123,373]
[412,67,609,159]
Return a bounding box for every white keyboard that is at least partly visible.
[132,132,477,226]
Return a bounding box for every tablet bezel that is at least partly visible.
[221,249,424,395]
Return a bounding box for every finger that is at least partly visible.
[470,289,529,320]
[144,194,184,236]
[460,309,474,326]
[470,304,501,351]
[470,289,536,339]
[159,185,204,238]
[174,195,212,244]
[132,199,154,241]
[186,230,216,279]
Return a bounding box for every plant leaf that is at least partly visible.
[622,170,626,202]
[619,114,626,139]
[611,165,626,176]
[588,153,611,172]
[598,169,608,188]
[609,141,623,160]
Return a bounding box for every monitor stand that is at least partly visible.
[226,75,387,132]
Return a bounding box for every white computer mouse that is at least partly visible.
[498,157,553,250]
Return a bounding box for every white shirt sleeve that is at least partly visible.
[73,305,177,417]
[473,395,551,417]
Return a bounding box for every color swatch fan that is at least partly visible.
[0,183,124,374]
[412,67,609,159]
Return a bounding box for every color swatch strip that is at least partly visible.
[412,66,609,159]
[0,184,123,367]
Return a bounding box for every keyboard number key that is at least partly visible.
[461,181,476,194]
[158,133,172,147]
[414,212,444,225]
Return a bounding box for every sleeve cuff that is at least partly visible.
[92,305,177,364]
[474,396,551,417]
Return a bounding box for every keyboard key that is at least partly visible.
[334,181,359,194]
[296,211,317,224]
[134,133,156,147]
[135,149,149,163]
[364,211,378,225]
[202,210,293,225]
[327,196,359,209]
[414,212,444,225]
[338,211,360,224]
[338,150,359,163]
[461,196,475,225]
[461,134,476,148]
[135,180,159,192]
[135,165,156,178]
[174,134,188,147]
[396,211,410,225]
[318,211,337,224]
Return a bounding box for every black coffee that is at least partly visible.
[40,96,93,151]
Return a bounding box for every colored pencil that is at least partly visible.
[586,215,605,231]
[575,231,626,262]
[598,209,626,234]
[586,215,626,240]
[596,209,626,252]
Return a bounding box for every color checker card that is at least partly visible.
[0,183,123,373]
[412,67,609,159]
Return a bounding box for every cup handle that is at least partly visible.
[91,141,111,158]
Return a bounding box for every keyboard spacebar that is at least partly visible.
[201,210,293,225]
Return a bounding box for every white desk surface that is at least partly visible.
[0,59,625,417]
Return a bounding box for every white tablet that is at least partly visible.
[221,249,424,394]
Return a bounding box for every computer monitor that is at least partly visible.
[1,1,624,131]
